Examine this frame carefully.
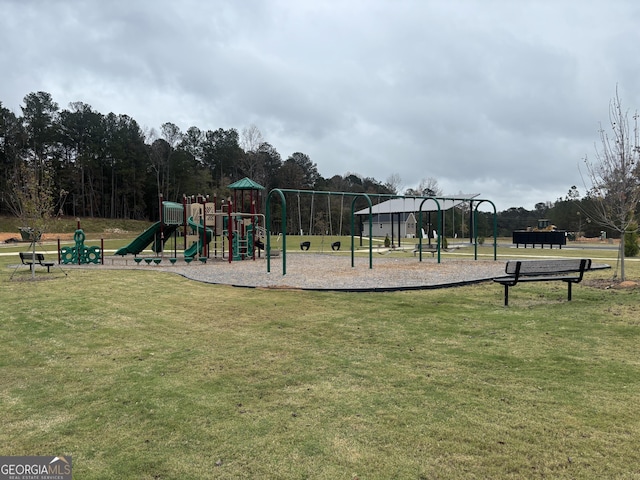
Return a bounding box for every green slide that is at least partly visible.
[115,222,178,256]
[115,222,162,256]
[184,217,213,258]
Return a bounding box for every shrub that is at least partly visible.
[624,222,639,257]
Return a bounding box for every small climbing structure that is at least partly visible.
[60,229,102,264]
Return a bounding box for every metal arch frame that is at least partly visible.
[416,197,442,262]
[472,199,498,261]
[266,188,374,275]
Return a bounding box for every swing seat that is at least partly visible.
[331,241,341,251]
[300,241,311,251]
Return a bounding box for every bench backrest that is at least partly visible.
[20,252,45,262]
[505,259,591,276]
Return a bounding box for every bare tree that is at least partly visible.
[384,173,403,195]
[240,124,264,153]
[9,159,54,278]
[145,123,183,200]
[9,159,54,229]
[582,89,640,281]
[405,177,442,196]
[239,125,265,181]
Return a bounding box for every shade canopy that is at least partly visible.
[228,177,265,190]
[355,194,480,215]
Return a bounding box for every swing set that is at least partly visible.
[292,190,346,253]
[265,189,498,275]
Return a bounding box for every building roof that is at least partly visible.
[227,177,265,190]
[355,194,480,215]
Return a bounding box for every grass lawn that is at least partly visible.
[1,233,640,479]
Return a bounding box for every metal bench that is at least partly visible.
[493,258,592,306]
[19,252,55,273]
[412,244,438,257]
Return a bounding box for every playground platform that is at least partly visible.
[95,254,506,292]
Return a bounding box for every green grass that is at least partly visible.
[1,234,640,478]
[0,215,153,238]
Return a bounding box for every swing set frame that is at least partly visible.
[265,189,497,275]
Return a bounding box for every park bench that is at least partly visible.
[493,258,592,306]
[413,243,438,257]
[19,252,55,273]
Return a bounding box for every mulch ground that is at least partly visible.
[65,253,509,292]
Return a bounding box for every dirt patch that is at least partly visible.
[0,232,75,243]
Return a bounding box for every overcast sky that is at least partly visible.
[2,0,639,211]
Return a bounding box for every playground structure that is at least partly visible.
[59,228,102,264]
[114,178,266,262]
[49,178,497,276]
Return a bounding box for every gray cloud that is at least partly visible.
[2,0,639,210]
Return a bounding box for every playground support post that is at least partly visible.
[215,195,219,258]
[251,200,257,261]
[349,194,373,269]
[228,200,233,264]
[266,189,287,274]
[200,194,209,258]
[158,193,164,257]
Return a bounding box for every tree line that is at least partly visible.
[1,91,638,244]
[0,91,396,224]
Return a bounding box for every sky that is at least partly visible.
[2,0,640,211]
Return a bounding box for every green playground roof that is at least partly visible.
[228,177,265,190]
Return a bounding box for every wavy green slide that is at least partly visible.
[184,217,213,258]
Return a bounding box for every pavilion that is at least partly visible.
[354,194,480,247]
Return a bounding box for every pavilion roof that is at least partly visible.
[355,194,480,215]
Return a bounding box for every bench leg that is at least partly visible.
[567,281,572,301]
[504,285,509,306]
